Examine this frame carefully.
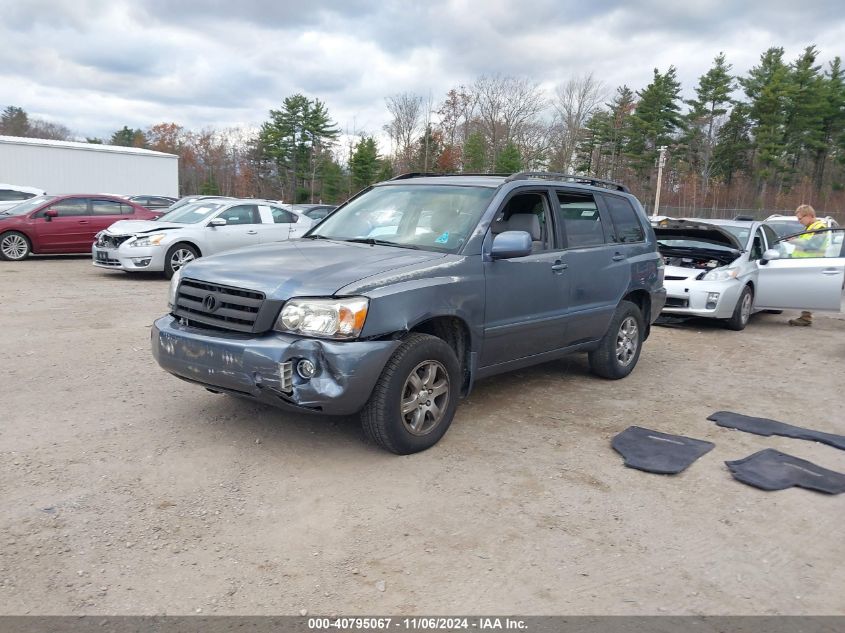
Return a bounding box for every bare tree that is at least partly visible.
[472,74,547,164]
[551,73,606,173]
[385,92,424,172]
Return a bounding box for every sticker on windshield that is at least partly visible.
[194,207,214,214]
[435,231,449,244]
[581,210,596,217]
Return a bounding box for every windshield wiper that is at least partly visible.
[302,234,333,240]
[343,237,420,249]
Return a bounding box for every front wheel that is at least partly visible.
[725,285,753,331]
[0,231,31,261]
[164,243,198,279]
[588,300,644,379]
[360,333,460,455]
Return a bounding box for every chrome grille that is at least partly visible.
[174,278,265,333]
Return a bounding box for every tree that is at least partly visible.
[626,67,683,184]
[783,46,826,184]
[259,94,340,202]
[550,73,606,172]
[741,47,792,197]
[385,92,424,173]
[110,126,146,147]
[462,132,487,172]
[683,53,735,194]
[349,137,380,191]
[811,57,845,190]
[495,142,522,173]
[712,103,753,186]
[0,106,30,136]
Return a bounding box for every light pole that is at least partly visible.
[653,145,667,219]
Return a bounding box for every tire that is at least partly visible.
[0,231,31,261]
[725,285,753,331]
[164,243,198,279]
[588,300,644,380]
[360,333,460,455]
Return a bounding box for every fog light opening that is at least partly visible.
[297,359,317,379]
[706,292,720,310]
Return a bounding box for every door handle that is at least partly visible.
[822,268,840,275]
[246,230,258,235]
[612,253,626,262]
[551,261,568,272]
[78,220,89,224]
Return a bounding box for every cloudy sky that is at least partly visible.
[1,0,843,143]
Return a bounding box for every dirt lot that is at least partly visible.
[1,256,844,616]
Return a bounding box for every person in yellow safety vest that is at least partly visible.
[788,204,829,326]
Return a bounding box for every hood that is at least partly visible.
[654,219,742,250]
[180,239,446,300]
[104,220,186,235]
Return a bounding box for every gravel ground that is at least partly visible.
[1,256,844,615]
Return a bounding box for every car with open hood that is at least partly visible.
[92,198,313,278]
[655,218,845,329]
[151,172,667,454]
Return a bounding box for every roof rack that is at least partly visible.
[504,172,630,193]
[389,172,514,180]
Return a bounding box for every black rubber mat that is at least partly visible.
[611,426,715,474]
[725,449,845,494]
[708,411,845,451]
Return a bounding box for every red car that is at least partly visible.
[0,194,162,260]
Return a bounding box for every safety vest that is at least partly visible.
[793,219,829,257]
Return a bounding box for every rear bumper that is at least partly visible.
[650,287,667,322]
[151,315,400,415]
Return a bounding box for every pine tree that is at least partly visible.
[812,57,845,190]
[110,126,144,147]
[783,46,826,184]
[712,103,753,186]
[626,67,682,184]
[0,106,30,136]
[683,53,735,193]
[462,132,487,172]
[349,137,380,191]
[495,142,522,173]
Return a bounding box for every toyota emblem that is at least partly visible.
[203,294,218,312]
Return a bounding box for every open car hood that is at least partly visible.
[654,219,743,250]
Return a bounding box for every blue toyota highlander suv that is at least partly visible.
[152,172,667,454]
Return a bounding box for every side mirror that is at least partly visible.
[208,218,227,227]
[44,209,58,221]
[491,231,533,260]
[760,248,781,264]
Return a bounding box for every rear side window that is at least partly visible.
[555,192,605,247]
[272,208,296,223]
[91,199,124,215]
[0,189,33,201]
[603,195,645,243]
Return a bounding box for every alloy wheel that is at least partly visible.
[1,234,28,260]
[615,316,639,367]
[400,360,450,436]
[170,249,195,271]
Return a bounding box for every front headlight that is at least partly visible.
[275,297,369,339]
[131,233,167,247]
[702,267,739,281]
[168,268,182,309]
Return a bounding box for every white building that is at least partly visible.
[0,136,179,196]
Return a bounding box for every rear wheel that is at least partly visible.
[0,231,31,261]
[164,243,198,279]
[360,333,459,455]
[726,285,753,331]
[588,300,644,379]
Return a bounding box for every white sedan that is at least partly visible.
[655,218,845,330]
[92,198,312,278]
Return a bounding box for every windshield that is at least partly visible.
[156,202,226,224]
[720,225,751,245]
[308,184,496,253]
[766,220,804,238]
[0,195,55,216]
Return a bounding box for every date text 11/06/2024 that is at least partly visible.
[307,617,528,630]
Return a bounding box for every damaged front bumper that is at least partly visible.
[660,278,743,319]
[151,315,400,415]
